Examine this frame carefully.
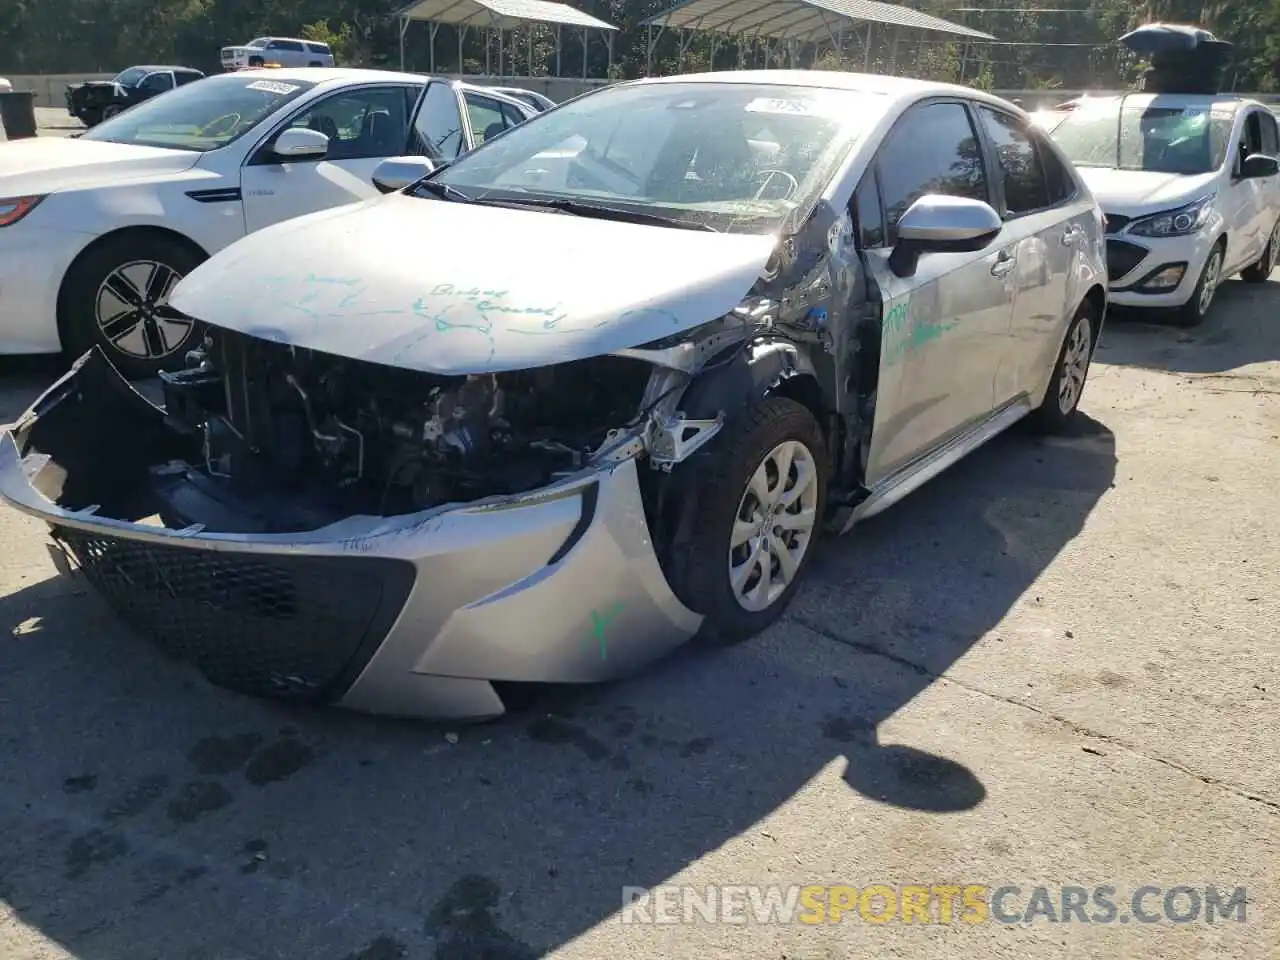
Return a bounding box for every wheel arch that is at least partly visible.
[55,226,209,350]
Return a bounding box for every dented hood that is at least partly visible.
[168,193,779,375]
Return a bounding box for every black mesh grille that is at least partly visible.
[53,528,416,703]
[1106,239,1148,281]
[1103,213,1132,234]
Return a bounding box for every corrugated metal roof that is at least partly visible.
[398,0,617,31]
[641,0,994,41]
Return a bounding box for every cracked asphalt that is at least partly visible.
[0,107,1276,959]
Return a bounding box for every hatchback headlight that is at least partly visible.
[1127,196,1214,238]
[0,195,45,227]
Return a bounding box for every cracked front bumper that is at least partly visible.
[0,353,702,720]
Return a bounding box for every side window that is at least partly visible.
[464,93,509,144]
[499,102,526,128]
[1034,130,1076,205]
[414,81,465,159]
[276,40,305,52]
[977,106,1051,215]
[287,86,410,161]
[175,71,202,87]
[1260,111,1280,155]
[853,174,885,249]
[876,101,989,245]
[141,73,175,93]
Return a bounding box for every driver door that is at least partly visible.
[240,83,423,234]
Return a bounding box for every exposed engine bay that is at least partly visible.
[152,330,656,533]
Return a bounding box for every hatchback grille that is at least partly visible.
[1106,239,1148,281]
[53,529,416,702]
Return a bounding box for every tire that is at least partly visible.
[59,234,206,380]
[308,61,322,67]
[1172,243,1224,327]
[100,103,123,121]
[79,109,102,127]
[248,56,265,67]
[1241,221,1279,283]
[668,396,827,645]
[1031,301,1096,434]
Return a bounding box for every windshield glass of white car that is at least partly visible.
[81,75,317,151]
[426,82,888,233]
[1052,99,1233,175]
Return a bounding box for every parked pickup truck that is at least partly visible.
[66,65,204,126]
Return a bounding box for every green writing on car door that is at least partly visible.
[882,297,956,367]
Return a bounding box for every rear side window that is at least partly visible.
[274,40,305,52]
[305,42,332,55]
[175,71,203,86]
[500,102,526,127]
[1261,111,1280,154]
[1033,130,1076,204]
[875,101,989,245]
[977,106,1051,215]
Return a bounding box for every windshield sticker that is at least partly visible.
[246,80,299,95]
[744,97,845,120]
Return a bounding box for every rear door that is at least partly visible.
[1225,109,1267,271]
[858,99,1017,486]
[240,83,424,233]
[973,104,1078,406]
[409,80,468,161]
[1256,109,1280,243]
[461,90,525,149]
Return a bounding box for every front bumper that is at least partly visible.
[0,350,702,720]
[0,222,89,355]
[1104,226,1217,309]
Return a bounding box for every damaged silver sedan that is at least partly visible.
[0,71,1108,720]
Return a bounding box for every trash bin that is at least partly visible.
[0,90,38,140]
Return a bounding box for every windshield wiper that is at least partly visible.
[414,180,472,203]
[470,196,720,232]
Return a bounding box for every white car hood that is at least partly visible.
[1074,166,1218,215]
[0,138,199,196]
[170,194,779,375]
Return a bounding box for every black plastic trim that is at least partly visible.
[1111,260,1190,293]
[546,482,599,567]
[186,187,242,204]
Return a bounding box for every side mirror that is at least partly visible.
[1241,153,1279,179]
[273,126,329,159]
[889,194,1003,278]
[372,156,436,194]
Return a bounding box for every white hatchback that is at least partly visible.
[1050,93,1280,325]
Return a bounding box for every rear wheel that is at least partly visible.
[1173,244,1223,327]
[1031,302,1095,434]
[59,234,206,379]
[668,397,827,645]
[1241,221,1279,283]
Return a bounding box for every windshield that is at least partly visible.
[113,67,147,86]
[247,38,268,48]
[82,75,316,152]
[425,82,887,233]
[1051,99,1234,175]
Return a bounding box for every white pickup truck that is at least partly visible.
[220,37,336,71]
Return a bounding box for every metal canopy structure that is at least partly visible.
[641,0,994,75]
[397,0,618,78]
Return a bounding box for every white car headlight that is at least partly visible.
[1127,195,1214,238]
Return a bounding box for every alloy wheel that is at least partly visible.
[728,439,820,613]
[95,260,193,361]
[1197,249,1222,316]
[1267,225,1280,275]
[1057,316,1093,415]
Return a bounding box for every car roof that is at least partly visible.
[131,65,202,73]
[1070,92,1259,113]
[225,67,426,85]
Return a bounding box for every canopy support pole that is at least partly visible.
[864,24,873,69]
[458,24,467,73]
[429,22,440,73]
[607,31,614,77]
[399,15,409,70]
[556,25,562,75]
[581,26,588,79]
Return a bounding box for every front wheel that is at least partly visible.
[1241,221,1279,283]
[668,396,827,645]
[1031,302,1095,434]
[100,103,123,121]
[59,234,206,379]
[1173,244,1223,327]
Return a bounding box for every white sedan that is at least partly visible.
[0,68,537,376]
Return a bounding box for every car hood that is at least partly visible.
[1074,166,1219,215]
[169,194,780,375]
[0,138,199,195]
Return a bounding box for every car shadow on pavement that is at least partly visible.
[0,355,66,426]
[0,414,1116,959]
[1096,278,1280,375]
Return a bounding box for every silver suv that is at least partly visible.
[220,37,335,71]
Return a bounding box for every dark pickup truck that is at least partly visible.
[66,65,205,127]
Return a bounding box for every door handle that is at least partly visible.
[991,251,1016,277]
[1061,226,1081,246]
